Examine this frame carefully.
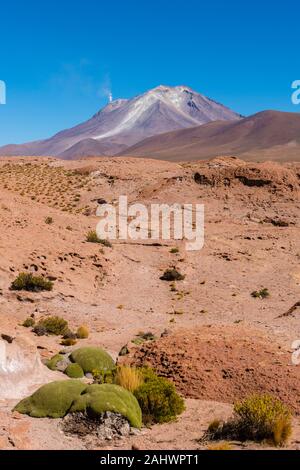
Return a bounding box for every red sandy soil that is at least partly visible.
[122,325,300,413]
[0,155,299,450]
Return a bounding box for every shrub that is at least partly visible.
[76,325,89,339]
[132,332,156,345]
[208,419,222,433]
[86,230,112,247]
[205,394,292,447]
[61,338,77,346]
[92,369,115,384]
[46,354,64,371]
[207,442,232,451]
[70,347,115,374]
[134,368,185,424]
[170,248,179,254]
[11,273,53,292]
[233,394,292,446]
[32,324,48,336]
[62,329,77,340]
[45,216,53,225]
[14,380,86,418]
[22,317,35,328]
[86,230,100,243]
[115,366,144,393]
[251,288,270,299]
[34,316,69,336]
[99,238,113,248]
[65,363,84,378]
[70,383,142,428]
[160,269,185,282]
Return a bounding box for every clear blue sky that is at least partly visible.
[0,0,299,145]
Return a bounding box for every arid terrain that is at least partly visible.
[121,111,300,162]
[0,154,299,450]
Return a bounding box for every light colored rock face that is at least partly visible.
[0,338,56,400]
[0,85,241,158]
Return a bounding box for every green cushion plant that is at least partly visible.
[70,347,115,374]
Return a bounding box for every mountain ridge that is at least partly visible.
[120,110,300,162]
[0,85,241,158]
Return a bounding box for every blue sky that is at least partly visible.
[0,0,299,145]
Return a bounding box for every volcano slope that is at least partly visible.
[0,155,299,450]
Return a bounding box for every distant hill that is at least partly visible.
[120,110,300,162]
[0,85,240,159]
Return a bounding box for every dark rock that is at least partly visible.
[62,412,131,440]
[160,269,185,281]
[236,175,271,187]
[1,334,14,344]
[119,345,129,356]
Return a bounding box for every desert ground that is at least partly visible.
[0,155,299,450]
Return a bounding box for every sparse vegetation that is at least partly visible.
[46,354,64,371]
[251,288,270,299]
[86,230,112,247]
[208,419,222,433]
[45,216,53,225]
[0,162,93,214]
[62,329,77,340]
[22,317,35,328]
[134,368,185,424]
[132,331,156,345]
[160,269,185,281]
[70,347,115,374]
[11,273,53,292]
[204,394,292,447]
[33,316,69,336]
[76,325,89,339]
[32,324,48,336]
[115,366,144,393]
[92,368,115,384]
[64,363,84,378]
[207,442,232,451]
[170,247,179,254]
[61,338,77,346]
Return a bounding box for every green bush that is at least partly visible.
[65,363,84,378]
[32,324,48,336]
[62,329,77,340]
[86,230,112,247]
[206,394,292,447]
[251,288,270,299]
[33,316,69,336]
[46,354,64,371]
[70,383,142,428]
[134,368,185,424]
[61,338,77,346]
[70,347,115,374]
[76,325,89,339]
[22,317,35,328]
[11,273,53,292]
[92,368,116,384]
[14,380,86,418]
[233,394,292,446]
